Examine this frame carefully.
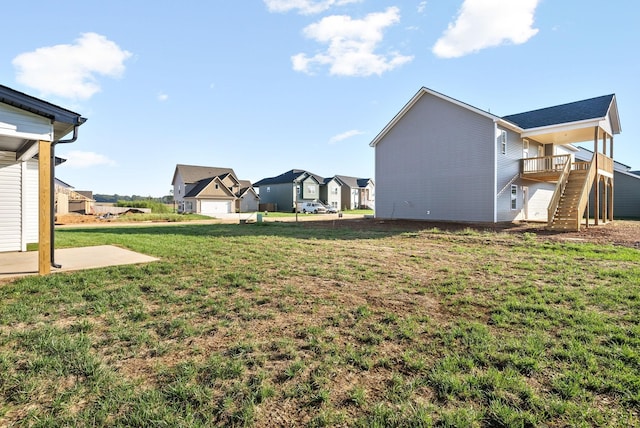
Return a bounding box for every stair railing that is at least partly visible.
[547,157,572,227]
[575,156,598,230]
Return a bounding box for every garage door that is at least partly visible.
[200,200,232,215]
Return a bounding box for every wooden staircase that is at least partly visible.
[548,169,588,230]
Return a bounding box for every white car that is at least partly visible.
[298,202,327,214]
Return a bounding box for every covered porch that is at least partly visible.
[503,94,621,231]
[0,85,86,275]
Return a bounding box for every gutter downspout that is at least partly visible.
[50,125,80,268]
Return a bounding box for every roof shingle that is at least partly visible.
[502,94,615,130]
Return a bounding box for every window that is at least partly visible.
[523,139,529,158]
[215,184,219,190]
[511,185,518,210]
[500,130,507,155]
[266,186,270,193]
[307,185,316,194]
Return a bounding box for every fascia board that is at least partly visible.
[520,118,603,138]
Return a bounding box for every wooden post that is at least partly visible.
[610,135,614,159]
[38,140,52,275]
[602,178,607,224]
[594,127,599,226]
[609,180,614,221]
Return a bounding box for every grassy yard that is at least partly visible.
[1,221,639,426]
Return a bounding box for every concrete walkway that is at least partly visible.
[0,245,159,281]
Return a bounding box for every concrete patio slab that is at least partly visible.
[0,245,159,281]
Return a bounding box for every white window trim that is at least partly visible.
[511,185,518,210]
[501,130,507,155]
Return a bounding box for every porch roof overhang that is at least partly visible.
[518,117,611,145]
[502,93,621,146]
[0,85,87,159]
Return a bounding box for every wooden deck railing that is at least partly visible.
[596,153,613,174]
[522,155,570,174]
[547,156,572,226]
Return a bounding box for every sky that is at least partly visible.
[2,0,638,197]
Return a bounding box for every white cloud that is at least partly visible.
[61,151,117,169]
[12,32,132,100]
[417,1,427,14]
[264,0,361,15]
[329,129,364,144]
[292,7,413,77]
[432,0,540,58]
[157,92,169,102]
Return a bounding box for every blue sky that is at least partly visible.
[2,0,638,197]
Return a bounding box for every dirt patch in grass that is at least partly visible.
[299,217,640,249]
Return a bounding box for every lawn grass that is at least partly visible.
[1,221,639,426]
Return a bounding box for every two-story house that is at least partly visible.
[370,87,621,231]
[171,164,258,215]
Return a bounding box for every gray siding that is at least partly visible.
[375,93,495,222]
[613,172,640,218]
[586,171,640,219]
[496,133,556,222]
[257,183,295,212]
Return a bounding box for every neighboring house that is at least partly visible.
[370,87,621,230]
[321,175,375,210]
[254,169,323,212]
[55,177,94,215]
[237,180,260,213]
[0,85,86,275]
[171,164,258,215]
[575,147,640,219]
[255,169,375,212]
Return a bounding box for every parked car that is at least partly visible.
[323,203,338,213]
[297,202,327,214]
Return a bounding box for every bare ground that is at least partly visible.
[56,213,640,249]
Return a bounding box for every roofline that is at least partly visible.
[370,87,501,147]
[607,94,622,134]
[0,85,86,126]
[520,117,605,138]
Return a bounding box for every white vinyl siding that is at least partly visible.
[24,161,39,246]
[0,152,22,252]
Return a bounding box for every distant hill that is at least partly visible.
[94,194,173,204]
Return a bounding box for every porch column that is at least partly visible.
[602,178,608,224]
[38,140,52,275]
[610,135,614,159]
[609,179,614,221]
[593,127,599,226]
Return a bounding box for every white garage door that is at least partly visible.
[200,200,232,215]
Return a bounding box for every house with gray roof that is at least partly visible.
[171,164,258,215]
[253,169,322,212]
[254,169,374,212]
[575,147,639,219]
[370,87,621,230]
[321,175,375,211]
